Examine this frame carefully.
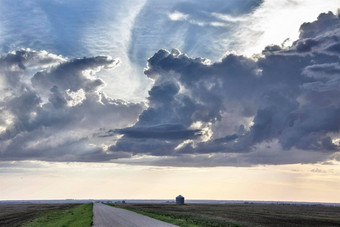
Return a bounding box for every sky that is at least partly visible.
[0,0,340,202]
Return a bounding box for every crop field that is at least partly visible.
[114,203,340,227]
[0,203,84,227]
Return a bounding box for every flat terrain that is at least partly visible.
[115,203,340,227]
[25,203,92,227]
[0,203,78,227]
[93,203,177,227]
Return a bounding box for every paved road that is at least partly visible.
[92,203,178,227]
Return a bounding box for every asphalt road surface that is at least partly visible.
[92,203,178,227]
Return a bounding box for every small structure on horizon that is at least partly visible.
[176,195,185,205]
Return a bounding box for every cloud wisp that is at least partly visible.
[128,0,264,67]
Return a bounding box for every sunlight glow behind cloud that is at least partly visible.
[235,0,340,56]
[0,0,340,201]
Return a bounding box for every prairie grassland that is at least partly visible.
[24,203,93,227]
[113,203,340,227]
[0,203,78,227]
[0,203,92,227]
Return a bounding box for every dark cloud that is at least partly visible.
[0,49,65,90]
[303,63,340,79]
[1,10,340,167]
[299,11,339,39]
[31,56,118,92]
[112,10,340,166]
[115,124,202,140]
[0,49,64,70]
[327,43,340,54]
[0,49,143,162]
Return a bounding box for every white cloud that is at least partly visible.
[0,0,149,102]
[168,11,189,21]
[0,49,144,162]
[66,89,86,107]
[231,0,340,56]
[211,12,247,22]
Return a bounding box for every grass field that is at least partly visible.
[0,203,92,227]
[113,203,340,227]
[24,203,93,227]
[0,203,78,227]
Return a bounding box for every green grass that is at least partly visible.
[0,203,79,227]
[105,203,196,227]
[106,203,239,227]
[107,203,340,227]
[24,203,93,227]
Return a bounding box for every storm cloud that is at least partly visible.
[112,11,340,166]
[0,10,339,167]
[0,49,143,162]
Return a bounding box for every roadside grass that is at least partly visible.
[105,203,239,227]
[24,203,93,227]
[0,204,79,227]
[106,203,340,227]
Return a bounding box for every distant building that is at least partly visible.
[176,195,184,205]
